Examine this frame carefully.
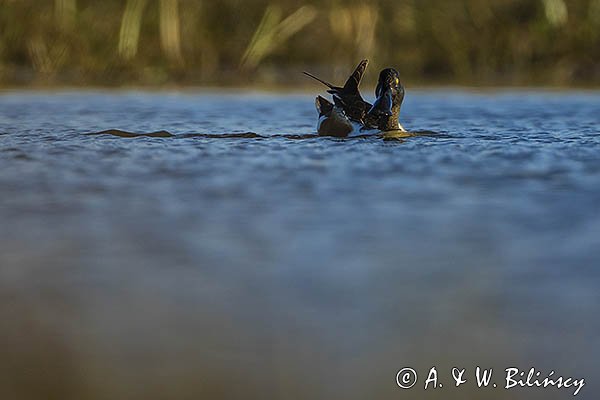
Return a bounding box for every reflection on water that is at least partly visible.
[85,128,442,140]
[1,91,599,399]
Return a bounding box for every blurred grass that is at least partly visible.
[0,0,599,87]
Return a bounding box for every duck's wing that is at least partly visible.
[341,59,369,95]
[304,60,372,123]
[303,59,368,97]
[332,60,372,122]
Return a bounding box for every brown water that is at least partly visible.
[1,91,599,399]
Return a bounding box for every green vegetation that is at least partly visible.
[0,0,599,87]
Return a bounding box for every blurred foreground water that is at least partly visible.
[0,90,599,399]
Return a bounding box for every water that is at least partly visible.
[1,90,599,399]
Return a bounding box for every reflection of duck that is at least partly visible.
[304,60,406,137]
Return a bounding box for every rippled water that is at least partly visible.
[1,90,599,399]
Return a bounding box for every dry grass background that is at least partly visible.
[0,0,599,87]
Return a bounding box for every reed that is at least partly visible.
[159,0,183,65]
[54,0,76,30]
[118,0,148,60]
[241,4,317,69]
[0,0,598,86]
[328,3,378,68]
[543,0,568,26]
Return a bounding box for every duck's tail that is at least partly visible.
[315,95,333,117]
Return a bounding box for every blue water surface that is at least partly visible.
[0,90,599,399]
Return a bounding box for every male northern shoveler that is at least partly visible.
[304,60,406,137]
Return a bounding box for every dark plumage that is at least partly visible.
[305,60,406,135]
[314,95,353,137]
[365,68,405,131]
[303,59,372,123]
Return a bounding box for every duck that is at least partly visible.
[304,60,406,137]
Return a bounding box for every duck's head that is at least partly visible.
[366,68,405,131]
